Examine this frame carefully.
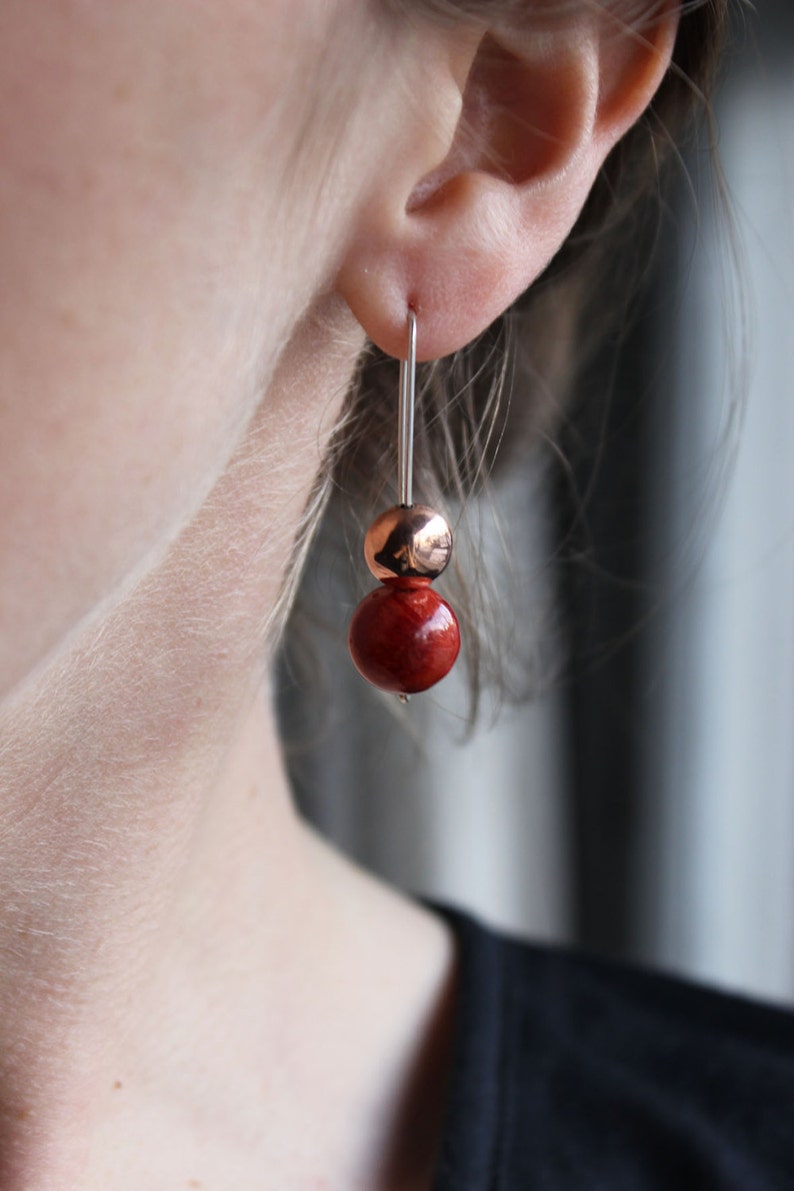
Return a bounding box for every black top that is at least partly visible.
[427,902,794,1190]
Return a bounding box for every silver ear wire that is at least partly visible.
[348,305,460,699]
[397,309,416,509]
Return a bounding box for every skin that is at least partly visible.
[0,0,676,1187]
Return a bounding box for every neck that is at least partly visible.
[0,297,456,1191]
[0,473,312,1186]
[0,298,375,1186]
[0,585,454,1191]
[0,680,310,1183]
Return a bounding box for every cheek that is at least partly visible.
[0,1,354,700]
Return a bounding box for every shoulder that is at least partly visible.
[428,901,794,1191]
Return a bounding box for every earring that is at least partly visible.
[348,309,461,699]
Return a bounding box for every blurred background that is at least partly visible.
[277,0,794,1006]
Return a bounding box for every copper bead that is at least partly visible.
[364,505,453,583]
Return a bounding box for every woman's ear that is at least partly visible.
[336,2,679,360]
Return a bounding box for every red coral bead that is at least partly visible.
[349,581,461,695]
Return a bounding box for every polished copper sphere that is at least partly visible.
[364,505,453,582]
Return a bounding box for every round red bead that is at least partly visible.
[348,581,461,695]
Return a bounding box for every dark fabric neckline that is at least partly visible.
[419,898,794,1191]
[421,899,507,1191]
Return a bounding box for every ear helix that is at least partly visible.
[347,309,461,699]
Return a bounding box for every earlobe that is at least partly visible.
[336,3,678,362]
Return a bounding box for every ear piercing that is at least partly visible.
[348,310,461,698]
